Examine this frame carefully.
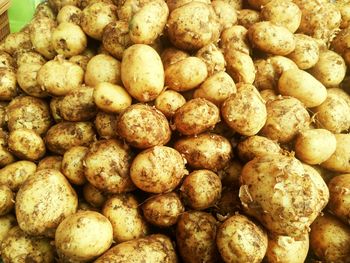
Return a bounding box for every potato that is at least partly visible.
[85,54,121,86]
[37,58,84,96]
[142,192,184,227]
[52,22,87,57]
[116,104,171,149]
[237,9,261,29]
[174,133,232,171]
[337,3,350,29]
[61,146,88,185]
[237,135,281,162]
[0,185,14,216]
[0,102,7,128]
[193,71,236,106]
[0,68,17,101]
[69,54,90,70]
[130,146,188,193]
[0,214,16,244]
[196,44,225,76]
[331,26,350,65]
[55,211,113,262]
[95,234,177,262]
[94,111,117,138]
[0,52,14,69]
[161,48,189,69]
[0,133,14,169]
[49,96,63,123]
[211,0,237,30]
[17,63,48,98]
[224,49,255,84]
[0,226,55,263]
[239,154,322,237]
[261,97,310,143]
[154,90,186,118]
[248,21,295,55]
[215,187,241,216]
[310,213,350,263]
[57,5,82,24]
[1,31,32,55]
[7,96,52,135]
[16,169,78,237]
[83,183,106,208]
[14,50,46,68]
[166,0,210,12]
[48,0,80,11]
[219,160,243,186]
[180,170,222,210]
[165,56,207,92]
[216,214,268,263]
[121,44,164,101]
[34,1,56,19]
[45,121,95,155]
[176,211,219,263]
[84,139,135,193]
[80,2,117,40]
[102,194,148,243]
[220,25,250,54]
[221,84,266,136]
[295,128,336,165]
[167,2,220,50]
[0,161,36,191]
[37,156,62,171]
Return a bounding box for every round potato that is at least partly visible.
[0,68,17,101]
[195,43,225,76]
[14,50,46,68]
[17,63,48,98]
[0,214,16,244]
[37,156,62,171]
[34,1,56,19]
[211,0,237,30]
[57,5,82,24]
[161,47,189,69]
[94,111,117,139]
[0,185,14,216]
[83,183,106,208]
[224,49,255,84]
[328,174,350,224]
[0,161,37,191]
[237,9,261,29]
[154,90,186,118]
[61,146,88,185]
[220,25,250,54]
[1,31,32,55]
[69,54,90,70]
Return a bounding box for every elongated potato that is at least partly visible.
[287,34,319,69]
[0,161,36,191]
[224,49,255,84]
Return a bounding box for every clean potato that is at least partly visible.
[0,160,36,191]
[61,146,88,185]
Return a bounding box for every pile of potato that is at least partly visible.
[1,0,350,262]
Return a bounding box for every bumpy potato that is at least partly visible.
[195,43,225,76]
[224,49,255,84]
[0,161,36,191]
[17,63,48,98]
[37,156,62,171]
[56,5,82,24]
[61,146,88,185]
[0,185,14,216]
[83,183,106,208]
[287,34,319,69]
[154,90,186,118]
[161,47,189,69]
[0,68,17,101]
[328,174,350,224]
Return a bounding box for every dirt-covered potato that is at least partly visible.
[6,96,52,135]
[69,54,90,70]
[218,160,243,187]
[220,25,250,54]
[175,211,219,263]
[57,5,82,24]
[49,96,63,123]
[1,31,32,55]
[80,2,117,40]
[94,111,117,138]
[37,155,62,171]
[34,1,56,19]
[166,0,210,12]
[0,185,14,216]
[17,63,48,98]
[195,44,225,76]
[16,169,78,237]
[310,213,350,263]
[211,0,237,30]
[237,9,261,29]
[154,90,186,118]
[174,133,232,171]
[14,50,46,68]
[161,48,189,69]
[0,214,16,245]
[0,102,7,128]
[167,2,220,50]
[180,170,221,210]
[48,0,80,11]
[0,131,14,169]
[102,194,148,243]
[0,161,36,191]
[0,226,55,263]
[61,146,88,185]
[328,174,350,224]
[221,84,266,136]
[121,44,164,101]
[45,121,95,155]
[130,146,188,193]
[55,211,113,262]
[116,104,171,149]
[224,49,255,84]
[84,139,135,193]
[0,68,17,101]
[216,214,268,263]
[83,183,106,208]
[0,52,14,70]
[95,234,177,262]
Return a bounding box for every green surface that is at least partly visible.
[8,0,43,32]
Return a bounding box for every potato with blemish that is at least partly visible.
[0,131,15,169]
[61,146,88,185]
[0,161,36,191]
[224,49,255,84]
[154,90,186,118]
[1,31,32,55]
[69,54,90,70]
[328,174,350,224]
[34,1,56,19]
[94,111,117,138]
[237,9,261,29]
[83,183,106,208]
[14,50,46,68]
[220,25,250,54]
[0,52,14,69]
[196,43,225,76]
[0,68,17,101]
[57,5,82,24]
[0,185,14,216]
[37,156,62,171]
[17,63,48,98]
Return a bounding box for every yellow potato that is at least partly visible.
[0,185,14,216]
[237,9,261,29]
[161,48,189,69]
[0,68,17,101]
[0,214,16,244]
[196,44,225,76]
[224,49,255,84]
[94,111,117,139]
[328,174,350,224]
[154,90,186,118]
[83,183,106,208]
[61,146,88,185]
[211,0,237,30]
[37,156,62,171]
[56,5,82,24]
[17,63,48,98]
[1,31,32,55]
[0,161,37,191]
[220,25,251,54]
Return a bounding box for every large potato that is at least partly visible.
[328,174,350,224]
[0,161,36,191]
[224,49,255,84]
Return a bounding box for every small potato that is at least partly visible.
[16,169,78,237]
[0,131,14,168]
[84,139,135,194]
[94,111,117,138]
[0,52,14,69]
[310,213,350,263]
[95,234,177,262]
[194,71,236,106]
[14,50,46,68]
[165,56,208,92]
[154,90,186,118]
[69,54,90,70]
[121,44,164,102]
[295,129,336,165]
[196,43,225,76]
[1,31,32,55]
[212,0,237,30]
[85,54,121,86]
[62,146,88,185]
[0,68,17,101]
[161,48,189,69]
[102,194,149,243]
[130,146,188,193]
[328,174,350,224]
[224,49,255,84]
[48,0,80,11]
[216,214,268,263]
[287,34,319,69]
[248,21,295,55]
[220,25,250,54]
[45,121,96,155]
[116,104,171,149]
[57,5,82,24]
[83,183,106,208]
[174,98,220,136]
[176,211,219,263]
[237,9,261,29]
[180,170,222,210]
[8,129,46,161]
[0,161,36,191]
[142,192,184,227]
[17,63,48,98]
[221,84,267,136]
[174,133,232,171]
[55,211,113,262]
[37,156,62,171]
[0,185,14,216]
[0,214,16,244]
[1,226,55,263]
[94,82,132,113]
[338,3,350,29]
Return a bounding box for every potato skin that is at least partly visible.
[0,68,17,101]
[237,9,261,29]
[61,146,88,185]
[195,43,225,76]
[94,111,117,139]
[328,174,350,224]
[83,183,106,208]
[17,63,48,98]
[0,185,14,216]
[287,34,319,69]
[0,214,16,244]
[224,49,255,84]
[154,90,186,118]
[56,5,82,24]
[220,25,250,54]
[37,156,62,171]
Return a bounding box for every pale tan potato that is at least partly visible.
[221,84,266,136]
[14,50,46,68]
[0,226,55,263]
[94,111,117,139]
[17,63,48,98]
[0,68,17,101]
[7,96,52,135]
[154,90,186,118]
[48,0,80,11]
[55,211,113,262]
[331,27,350,65]
[310,213,350,263]
[1,31,32,55]
[84,139,135,194]
[0,161,36,191]
[45,121,95,155]
[220,25,251,54]
[0,185,14,216]
[15,169,78,237]
[167,2,220,50]
[174,133,233,171]
[328,174,350,224]
[196,44,225,76]
[211,0,237,30]
[216,214,268,263]
[161,48,189,69]
[180,170,222,210]
[80,0,115,9]
[57,5,82,24]
[69,54,90,70]
[248,21,295,55]
[49,96,63,123]
[142,192,184,227]
[261,97,310,143]
[0,52,14,69]
[165,56,208,92]
[237,9,261,29]
[337,3,350,29]
[116,104,171,149]
[224,49,255,84]
[102,194,149,243]
[34,1,56,19]
[80,2,117,40]
[295,129,336,165]
[259,89,278,102]
[61,146,88,185]
[95,234,177,262]
[0,132,14,169]
[37,156,62,171]
[0,214,16,245]
[328,88,350,109]
[83,183,106,208]
[130,146,188,193]
[176,211,219,263]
